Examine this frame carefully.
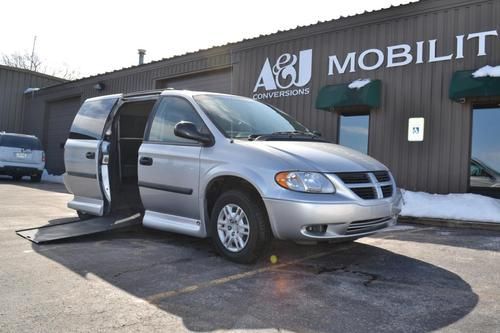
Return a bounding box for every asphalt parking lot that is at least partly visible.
[1,181,499,332]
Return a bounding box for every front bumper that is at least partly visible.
[263,190,402,241]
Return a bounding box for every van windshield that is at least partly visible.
[0,135,42,150]
[193,94,309,139]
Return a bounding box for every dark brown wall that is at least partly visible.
[232,0,500,194]
[23,0,500,193]
[0,66,64,132]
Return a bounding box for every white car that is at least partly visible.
[0,132,45,182]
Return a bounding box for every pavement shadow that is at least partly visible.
[32,227,479,332]
[372,223,500,253]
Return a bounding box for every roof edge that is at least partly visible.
[0,64,67,82]
[34,0,491,91]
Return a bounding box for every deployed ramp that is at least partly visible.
[16,212,142,244]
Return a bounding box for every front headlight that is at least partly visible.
[275,171,335,193]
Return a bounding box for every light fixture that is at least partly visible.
[93,82,105,91]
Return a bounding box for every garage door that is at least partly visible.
[156,68,232,93]
[46,96,81,174]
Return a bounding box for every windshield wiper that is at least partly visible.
[248,131,325,142]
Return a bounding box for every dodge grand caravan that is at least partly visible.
[64,90,402,263]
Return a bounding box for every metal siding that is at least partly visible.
[0,67,64,133]
[22,0,499,194]
[234,0,500,194]
[155,68,232,93]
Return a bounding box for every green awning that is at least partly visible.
[449,70,500,102]
[315,79,381,110]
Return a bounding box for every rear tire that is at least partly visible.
[30,173,42,183]
[210,189,271,264]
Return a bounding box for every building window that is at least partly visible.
[338,114,370,154]
[470,107,500,194]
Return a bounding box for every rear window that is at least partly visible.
[69,98,117,139]
[0,135,42,150]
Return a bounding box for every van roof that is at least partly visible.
[86,89,247,102]
[0,132,39,139]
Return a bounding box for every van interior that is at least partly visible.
[109,99,156,212]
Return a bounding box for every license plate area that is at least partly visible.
[15,152,31,159]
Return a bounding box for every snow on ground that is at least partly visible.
[348,78,371,89]
[41,169,64,184]
[401,190,500,223]
[472,65,500,78]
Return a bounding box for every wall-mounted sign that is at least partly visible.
[327,30,498,76]
[408,117,425,142]
[253,49,312,100]
[252,29,498,100]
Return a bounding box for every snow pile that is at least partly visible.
[348,79,371,89]
[41,169,64,184]
[472,65,500,78]
[24,87,40,94]
[401,190,500,223]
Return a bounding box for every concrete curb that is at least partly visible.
[399,216,500,232]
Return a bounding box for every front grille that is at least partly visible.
[346,217,391,235]
[381,185,393,198]
[351,187,376,199]
[336,172,370,184]
[373,171,391,182]
[334,171,394,200]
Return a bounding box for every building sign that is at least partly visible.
[253,49,312,100]
[328,30,498,76]
[408,117,425,142]
[252,29,498,100]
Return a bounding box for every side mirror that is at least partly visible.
[313,130,322,137]
[174,121,213,146]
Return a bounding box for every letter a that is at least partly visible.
[254,58,277,92]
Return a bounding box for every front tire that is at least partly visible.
[210,189,271,264]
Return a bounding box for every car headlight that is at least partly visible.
[275,171,335,193]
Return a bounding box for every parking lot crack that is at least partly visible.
[315,265,379,286]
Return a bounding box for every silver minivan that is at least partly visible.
[64,90,402,263]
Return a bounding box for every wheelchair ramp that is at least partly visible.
[16,212,142,244]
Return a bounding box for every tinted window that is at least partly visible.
[0,135,42,150]
[193,94,308,138]
[148,97,206,144]
[471,107,500,187]
[70,98,117,139]
[338,114,369,154]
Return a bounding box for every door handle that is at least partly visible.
[85,152,95,159]
[139,156,153,166]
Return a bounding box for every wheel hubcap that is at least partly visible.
[217,203,250,252]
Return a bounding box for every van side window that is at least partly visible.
[148,97,206,144]
[69,98,117,139]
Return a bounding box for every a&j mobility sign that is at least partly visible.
[252,29,498,100]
